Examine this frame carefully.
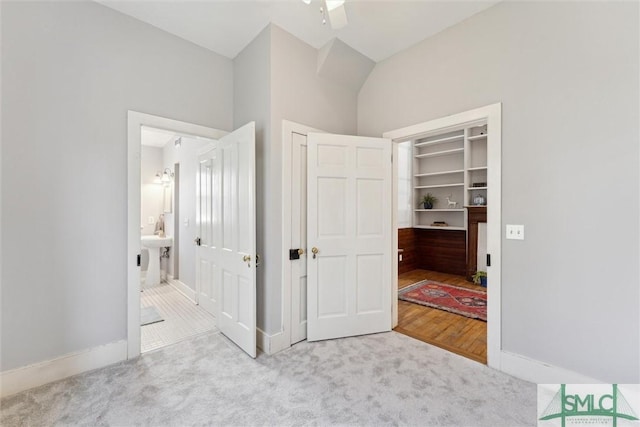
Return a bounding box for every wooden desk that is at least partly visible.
[466,206,487,281]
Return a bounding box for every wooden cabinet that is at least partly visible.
[466,206,487,280]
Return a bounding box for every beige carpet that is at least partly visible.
[1,331,536,426]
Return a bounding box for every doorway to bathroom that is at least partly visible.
[139,126,219,353]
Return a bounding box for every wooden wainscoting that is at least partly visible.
[415,229,466,277]
[397,228,418,274]
[395,269,487,364]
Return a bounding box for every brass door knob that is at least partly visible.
[298,249,304,255]
[242,254,251,268]
[311,247,319,259]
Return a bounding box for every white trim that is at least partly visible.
[0,340,127,398]
[281,120,324,348]
[256,328,289,355]
[166,276,196,303]
[391,143,399,328]
[127,111,228,360]
[500,350,603,384]
[383,103,502,370]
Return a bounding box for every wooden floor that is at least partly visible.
[395,269,487,364]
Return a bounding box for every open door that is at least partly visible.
[306,133,393,341]
[195,146,218,317]
[195,122,256,358]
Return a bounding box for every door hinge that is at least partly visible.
[136,254,141,267]
[487,254,491,267]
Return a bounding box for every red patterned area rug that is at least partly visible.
[398,280,487,321]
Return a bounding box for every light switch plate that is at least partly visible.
[506,224,524,240]
[147,216,155,225]
[184,218,189,227]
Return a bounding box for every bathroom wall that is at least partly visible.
[141,146,164,237]
[140,146,165,271]
[162,136,213,292]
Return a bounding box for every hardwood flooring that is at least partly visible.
[395,269,487,364]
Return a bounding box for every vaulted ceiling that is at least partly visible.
[98,0,499,62]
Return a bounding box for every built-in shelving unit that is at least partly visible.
[412,123,488,230]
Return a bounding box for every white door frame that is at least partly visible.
[281,120,323,348]
[383,102,502,370]
[127,111,227,359]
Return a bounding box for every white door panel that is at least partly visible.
[291,132,309,344]
[196,122,256,358]
[196,149,218,316]
[216,122,256,358]
[307,133,392,341]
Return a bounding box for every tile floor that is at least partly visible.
[140,281,217,353]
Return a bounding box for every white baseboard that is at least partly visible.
[0,340,127,398]
[257,328,290,355]
[166,276,196,303]
[500,350,602,384]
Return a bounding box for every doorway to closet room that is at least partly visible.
[394,121,491,364]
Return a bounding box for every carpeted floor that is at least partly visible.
[0,331,536,426]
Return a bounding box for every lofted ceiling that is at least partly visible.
[97,0,499,62]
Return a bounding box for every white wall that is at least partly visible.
[233,25,272,333]
[397,141,412,229]
[234,24,360,335]
[162,136,211,290]
[268,25,359,334]
[358,1,639,382]
[1,1,233,371]
[140,146,164,271]
[141,146,164,237]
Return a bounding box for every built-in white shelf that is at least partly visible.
[414,209,465,212]
[411,121,487,231]
[414,134,464,147]
[414,225,466,231]
[468,134,488,141]
[415,183,464,189]
[414,169,464,178]
[414,148,464,159]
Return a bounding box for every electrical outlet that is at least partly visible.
[506,224,524,240]
[399,254,403,262]
[147,216,155,225]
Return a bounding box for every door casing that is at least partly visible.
[383,103,502,370]
[127,111,227,359]
[281,103,501,370]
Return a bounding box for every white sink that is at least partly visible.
[141,235,173,248]
[141,236,173,286]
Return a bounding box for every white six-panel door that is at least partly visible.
[307,133,392,341]
[196,147,219,317]
[195,122,256,358]
[217,123,257,358]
